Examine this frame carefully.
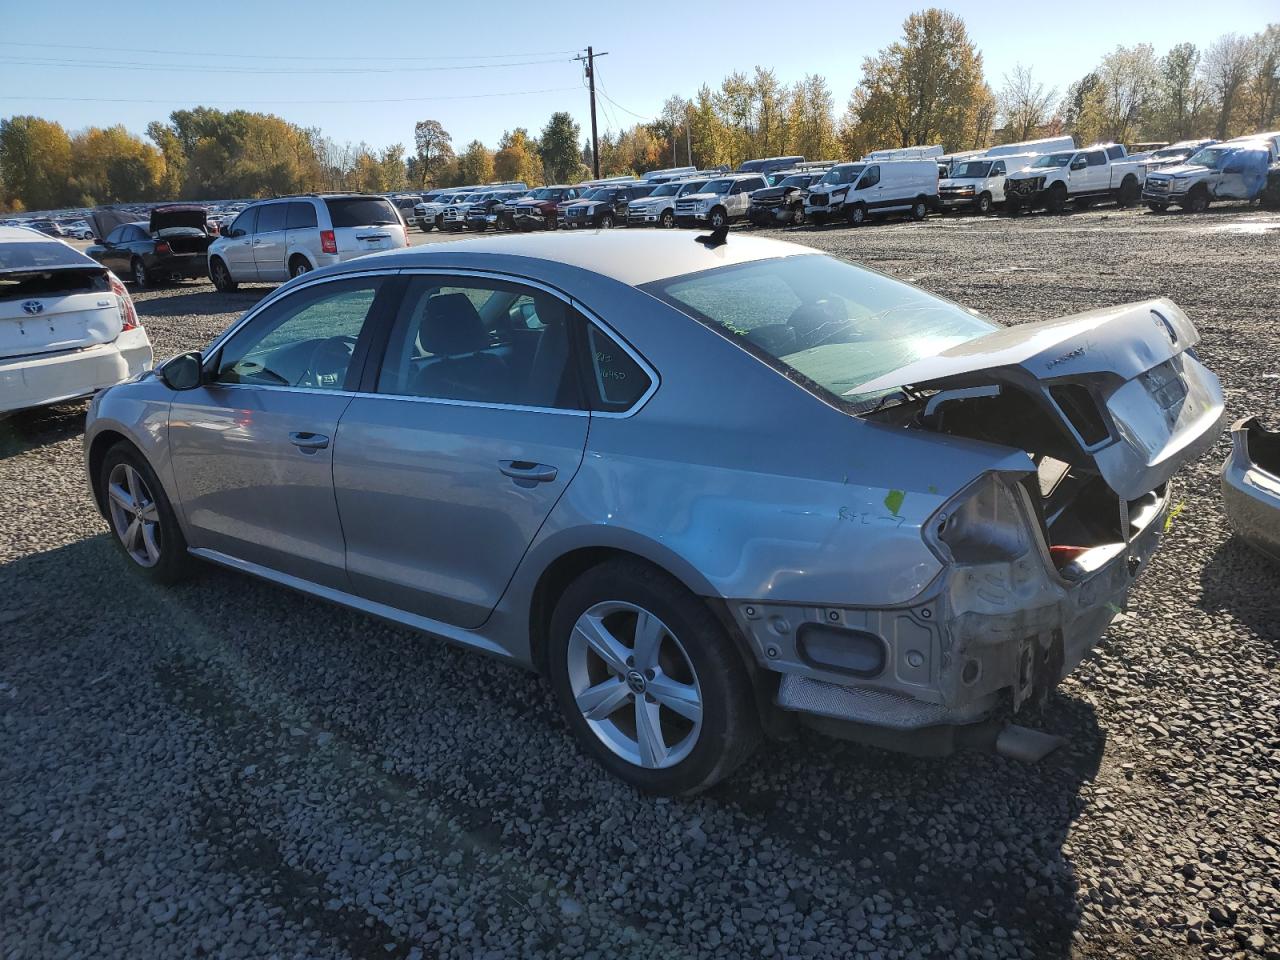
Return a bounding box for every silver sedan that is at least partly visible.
[84,231,1225,794]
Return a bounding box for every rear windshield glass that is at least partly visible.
[642,254,997,410]
[0,265,106,300]
[324,197,400,227]
[0,241,89,271]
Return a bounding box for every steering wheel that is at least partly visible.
[299,335,357,389]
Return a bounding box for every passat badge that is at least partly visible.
[21,300,43,315]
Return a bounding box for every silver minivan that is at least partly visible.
[208,194,407,290]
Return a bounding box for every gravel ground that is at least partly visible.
[3,204,1279,959]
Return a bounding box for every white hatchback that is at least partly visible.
[0,226,152,415]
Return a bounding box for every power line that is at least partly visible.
[0,87,583,106]
[1,55,572,76]
[0,40,579,62]
[594,72,652,122]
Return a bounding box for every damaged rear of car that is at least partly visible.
[645,254,1224,754]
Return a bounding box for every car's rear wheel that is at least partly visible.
[101,443,195,584]
[131,258,150,289]
[910,197,929,220]
[548,559,759,795]
[1116,176,1139,208]
[210,257,237,292]
[289,256,311,279]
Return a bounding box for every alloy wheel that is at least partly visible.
[566,601,703,769]
[107,462,162,567]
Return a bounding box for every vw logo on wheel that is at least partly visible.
[625,669,647,695]
[21,300,43,315]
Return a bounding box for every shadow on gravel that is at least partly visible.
[1197,535,1280,648]
[0,402,86,460]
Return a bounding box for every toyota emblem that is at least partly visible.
[21,300,43,316]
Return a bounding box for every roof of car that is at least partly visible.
[337,231,811,287]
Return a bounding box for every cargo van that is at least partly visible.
[984,136,1075,159]
[863,145,944,162]
[804,159,939,226]
[938,153,1037,213]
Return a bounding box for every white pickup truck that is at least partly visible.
[1142,140,1277,212]
[1003,144,1146,214]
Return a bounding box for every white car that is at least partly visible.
[1004,144,1147,213]
[0,226,152,415]
[673,174,769,229]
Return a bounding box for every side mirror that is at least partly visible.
[159,351,204,391]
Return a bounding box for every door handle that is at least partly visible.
[289,432,330,449]
[499,460,557,483]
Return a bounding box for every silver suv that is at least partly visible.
[208,194,407,291]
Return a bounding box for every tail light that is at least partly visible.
[320,230,337,254]
[154,241,171,256]
[109,273,139,331]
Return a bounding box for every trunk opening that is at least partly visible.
[156,231,213,256]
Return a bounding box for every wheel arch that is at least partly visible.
[87,428,135,518]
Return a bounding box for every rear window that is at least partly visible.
[325,197,400,227]
[0,241,90,271]
[1,263,106,301]
[642,254,997,410]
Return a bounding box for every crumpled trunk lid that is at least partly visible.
[852,298,1225,499]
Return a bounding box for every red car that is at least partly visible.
[509,185,583,231]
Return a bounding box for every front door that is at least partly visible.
[222,208,258,281]
[168,275,392,589]
[332,274,589,628]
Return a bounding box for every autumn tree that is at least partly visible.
[687,85,732,168]
[1246,24,1280,130]
[998,64,1057,141]
[456,139,494,185]
[1151,43,1207,140]
[410,120,454,188]
[0,116,72,210]
[68,125,166,206]
[1204,33,1256,137]
[788,74,839,161]
[494,128,543,185]
[841,9,993,153]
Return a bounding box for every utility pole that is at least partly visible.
[574,47,608,179]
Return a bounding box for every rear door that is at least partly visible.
[251,202,289,282]
[331,272,590,628]
[284,201,319,267]
[323,197,405,259]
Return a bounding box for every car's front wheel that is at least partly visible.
[708,207,728,230]
[660,209,675,229]
[548,559,759,795]
[210,257,237,292]
[975,192,993,215]
[100,443,195,584]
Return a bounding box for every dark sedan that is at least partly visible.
[87,206,215,288]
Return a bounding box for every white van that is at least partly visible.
[804,159,939,226]
[984,136,1076,159]
[863,145,944,162]
[938,153,1037,214]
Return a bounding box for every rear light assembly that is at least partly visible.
[109,272,140,331]
[153,241,172,256]
[320,229,337,254]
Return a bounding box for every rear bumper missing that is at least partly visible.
[729,485,1170,747]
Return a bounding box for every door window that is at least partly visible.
[375,276,582,409]
[228,209,256,237]
[286,201,318,230]
[856,166,880,189]
[256,203,288,233]
[585,325,652,411]
[214,278,384,390]
[105,226,127,244]
[992,161,1006,176]
[1086,151,1106,166]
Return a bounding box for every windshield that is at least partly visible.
[952,161,993,179]
[677,180,708,196]
[819,165,863,186]
[648,183,681,197]
[577,189,604,201]
[1031,152,1074,169]
[1151,148,1188,160]
[643,254,997,409]
[778,175,811,188]
[701,179,735,194]
[530,188,558,200]
[1185,146,1232,169]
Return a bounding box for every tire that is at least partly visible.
[99,442,195,585]
[1005,198,1023,216]
[845,203,867,227]
[1147,202,1168,213]
[288,256,311,279]
[418,222,432,233]
[435,214,444,231]
[1116,176,1139,208]
[1045,184,1068,215]
[598,213,615,229]
[1074,197,1093,211]
[1184,186,1210,213]
[659,209,675,229]
[791,202,805,226]
[209,257,237,292]
[547,559,760,795]
[975,193,992,215]
[909,197,928,221]
[708,207,728,230]
[1262,179,1280,211]
[131,257,150,289]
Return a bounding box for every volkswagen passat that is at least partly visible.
[84,232,1224,793]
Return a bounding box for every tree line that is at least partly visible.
[1,10,1275,213]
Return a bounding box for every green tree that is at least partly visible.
[841,9,993,153]
[688,85,732,169]
[494,128,543,185]
[1151,44,1206,140]
[0,116,73,210]
[456,139,495,185]
[145,120,186,197]
[788,74,839,160]
[539,112,581,184]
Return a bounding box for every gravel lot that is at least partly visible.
[3,205,1279,959]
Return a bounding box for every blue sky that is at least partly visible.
[1,0,1274,152]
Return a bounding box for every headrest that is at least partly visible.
[419,293,488,356]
